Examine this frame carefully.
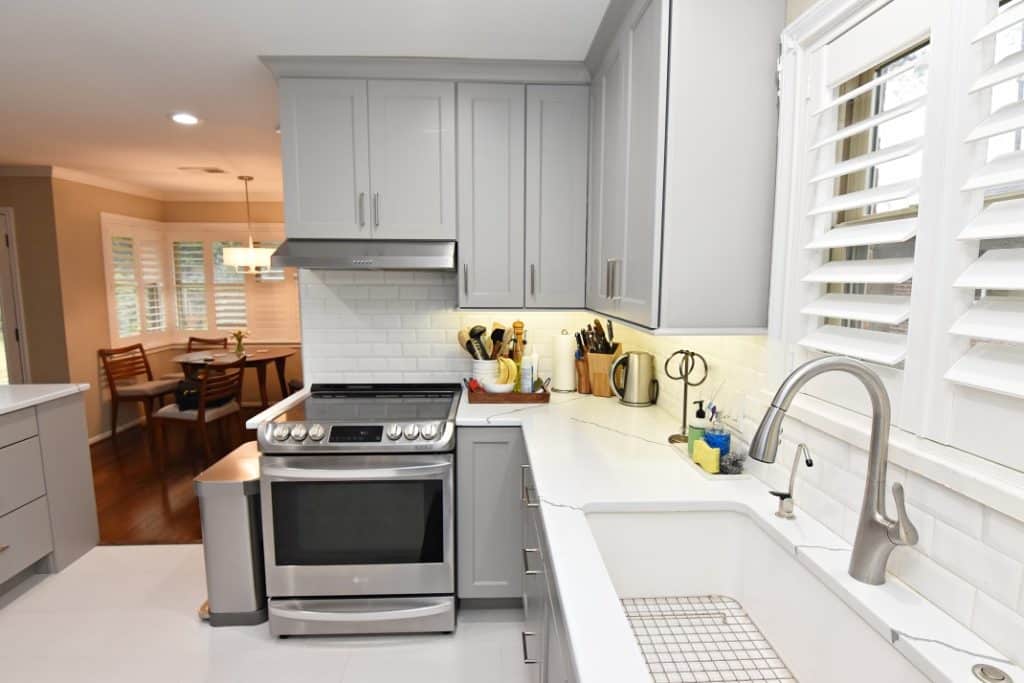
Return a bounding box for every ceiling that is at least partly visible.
[0,0,608,200]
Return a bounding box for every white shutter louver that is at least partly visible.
[800,45,929,366]
[213,241,247,329]
[947,4,1024,400]
[111,236,141,338]
[173,241,207,331]
[137,239,166,333]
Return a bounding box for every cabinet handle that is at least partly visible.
[0,544,9,553]
[520,464,538,507]
[605,259,614,299]
[463,264,469,296]
[521,631,538,664]
[358,192,366,227]
[522,547,541,576]
[530,264,536,297]
[373,192,381,228]
[611,259,620,300]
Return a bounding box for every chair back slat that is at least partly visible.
[199,359,245,409]
[99,344,153,388]
[187,336,228,352]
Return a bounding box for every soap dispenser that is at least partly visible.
[688,400,708,456]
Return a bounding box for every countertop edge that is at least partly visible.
[0,383,90,416]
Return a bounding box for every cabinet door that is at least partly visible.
[618,0,668,327]
[526,85,589,309]
[279,78,370,239]
[522,496,549,682]
[367,80,457,240]
[457,83,526,308]
[588,40,629,318]
[456,427,526,599]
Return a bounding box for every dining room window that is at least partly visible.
[101,214,299,347]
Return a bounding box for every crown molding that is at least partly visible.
[260,55,589,84]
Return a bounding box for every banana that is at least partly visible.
[497,356,516,384]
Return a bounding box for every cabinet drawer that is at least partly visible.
[0,408,38,449]
[0,496,53,584]
[0,437,45,517]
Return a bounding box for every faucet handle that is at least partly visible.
[889,482,919,546]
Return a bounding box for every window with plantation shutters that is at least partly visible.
[173,241,207,331]
[111,236,141,338]
[138,239,166,333]
[212,241,247,329]
[800,43,929,368]
[948,1,1024,400]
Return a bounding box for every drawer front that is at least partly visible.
[0,408,37,449]
[0,496,53,584]
[0,437,46,517]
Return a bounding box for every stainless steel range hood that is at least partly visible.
[271,239,456,271]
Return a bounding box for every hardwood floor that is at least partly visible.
[90,415,256,545]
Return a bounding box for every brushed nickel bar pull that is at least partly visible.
[358,192,366,227]
[605,259,614,299]
[530,264,536,296]
[521,631,538,664]
[522,547,541,576]
[373,192,381,228]
[463,264,469,296]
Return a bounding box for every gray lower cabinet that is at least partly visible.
[456,427,527,598]
[0,394,98,589]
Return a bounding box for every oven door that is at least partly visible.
[260,453,453,598]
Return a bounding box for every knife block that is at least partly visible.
[586,344,623,397]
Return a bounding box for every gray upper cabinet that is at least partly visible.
[280,78,370,239]
[586,0,783,330]
[525,85,589,309]
[367,80,457,240]
[278,78,456,241]
[457,83,526,308]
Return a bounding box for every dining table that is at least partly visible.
[171,347,298,409]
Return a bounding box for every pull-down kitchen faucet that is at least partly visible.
[748,356,918,585]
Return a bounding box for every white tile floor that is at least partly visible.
[0,545,531,683]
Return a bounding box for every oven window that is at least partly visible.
[271,480,444,565]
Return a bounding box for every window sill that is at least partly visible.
[772,391,1024,524]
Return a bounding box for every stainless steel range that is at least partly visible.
[258,383,460,637]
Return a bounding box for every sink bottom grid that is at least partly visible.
[621,595,796,683]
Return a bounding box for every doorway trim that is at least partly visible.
[0,207,31,383]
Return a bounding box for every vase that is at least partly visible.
[234,339,245,356]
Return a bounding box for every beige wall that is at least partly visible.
[0,177,70,383]
[162,201,284,223]
[51,179,164,439]
[786,0,817,24]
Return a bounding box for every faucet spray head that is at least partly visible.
[748,405,786,463]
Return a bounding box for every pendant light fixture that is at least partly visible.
[222,175,274,274]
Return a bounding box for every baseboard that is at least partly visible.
[88,416,145,445]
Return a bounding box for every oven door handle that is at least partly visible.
[270,600,451,623]
[262,462,451,481]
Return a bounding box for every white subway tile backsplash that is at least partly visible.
[972,591,1024,667]
[889,547,977,625]
[904,472,985,539]
[931,521,1024,609]
[983,509,1024,566]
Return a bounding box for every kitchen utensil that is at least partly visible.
[609,350,659,407]
[593,320,611,353]
[587,343,623,397]
[551,330,577,393]
[457,328,479,359]
[663,349,708,444]
[468,325,489,360]
[489,325,506,360]
[480,381,516,394]
[606,319,615,347]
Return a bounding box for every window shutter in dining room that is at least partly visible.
[111,235,141,338]
[173,241,207,331]
[137,238,166,333]
[212,241,247,329]
[799,43,930,368]
[946,3,1024,400]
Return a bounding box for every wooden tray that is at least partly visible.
[466,388,551,404]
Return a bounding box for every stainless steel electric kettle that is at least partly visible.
[609,351,659,407]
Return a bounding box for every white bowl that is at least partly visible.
[480,381,516,394]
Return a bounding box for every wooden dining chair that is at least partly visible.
[99,344,180,445]
[151,358,246,474]
[162,337,231,380]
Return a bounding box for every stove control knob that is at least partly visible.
[403,423,421,440]
[308,424,326,442]
[386,424,403,441]
[421,422,440,441]
[290,424,308,442]
[272,424,291,442]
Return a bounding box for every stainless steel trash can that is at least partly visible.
[194,441,267,626]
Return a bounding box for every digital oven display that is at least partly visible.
[328,425,384,443]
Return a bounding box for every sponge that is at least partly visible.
[693,440,721,475]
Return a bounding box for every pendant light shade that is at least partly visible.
[222,175,274,274]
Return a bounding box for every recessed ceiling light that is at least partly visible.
[170,112,200,126]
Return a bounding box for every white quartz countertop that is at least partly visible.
[456,391,1022,683]
[0,383,89,416]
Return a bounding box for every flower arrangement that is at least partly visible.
[230,329,250,355]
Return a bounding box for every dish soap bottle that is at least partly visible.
[688,400,708,456]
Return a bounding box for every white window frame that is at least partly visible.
[770,0,1021,470]
[100,214,299,348]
